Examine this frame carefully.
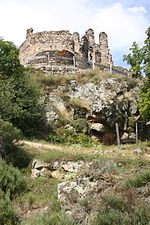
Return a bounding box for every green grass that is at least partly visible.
[6,140,149,225]
[36,149,70,162]
[103,194,129,212]
[25,67,139,91]
[14,176,77,225]
[22,211,77,225]
[91,194,150,225]
[123,169,150,189]
[79,196,93,208]
[14,177,59,211]
[105,165,127,175]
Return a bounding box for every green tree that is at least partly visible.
[0,40,44,135]
[123,41,143,78]
[123,27,150,121]
[0,39,23,77]
[142,27,150,79]
[138,80,150,121]
[123,27,150,79]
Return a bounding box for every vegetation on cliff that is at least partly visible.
[123,27,150,121]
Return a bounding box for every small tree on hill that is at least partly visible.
[123,27,150,121]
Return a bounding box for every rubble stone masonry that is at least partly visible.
[19,28,113,68]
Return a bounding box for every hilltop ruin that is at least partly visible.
[19,28,129,75]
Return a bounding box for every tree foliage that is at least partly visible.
[123,42,143,78]
[0,40,44,135]
[123,27,150,79]
[142,28,150,79]
[0,119,21,157]
[138,80,150,121]
[0,40,23,77]
[123,27,150,121]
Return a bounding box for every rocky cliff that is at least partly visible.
[43,74,148,145]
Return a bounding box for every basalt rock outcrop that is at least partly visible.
[44,77,148,145]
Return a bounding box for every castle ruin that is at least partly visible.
[19,28,129,75]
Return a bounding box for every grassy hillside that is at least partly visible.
[4,140,149,225]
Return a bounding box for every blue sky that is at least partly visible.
[0,0,150,67]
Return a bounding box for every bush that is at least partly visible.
[48,129,96,147]
[0,119,21,156]
[128,116,136,128]
[0,40,45,137]
[71,118,88,133]
[0,159,27,199]
[0,191,19,225]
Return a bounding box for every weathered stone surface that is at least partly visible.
[58,178,99,208]
[31,159,85,178]
[128,132,136,140]
[29,156,150,225]
[51,170,62,180]
[61,161,85,173]
[32,159,50,169]
[19,28,113,72]
[45,94,74,123]
[31,159,51,178]
[31,167,52,178]
[44,78,144,144]
[31,169,41,178]
[57,160,116,223]
[133,148,143,154]
[121,132,129,140]
[90,123,104,132]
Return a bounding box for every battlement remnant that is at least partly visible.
[26,28,33,39]
[19,28,113,69]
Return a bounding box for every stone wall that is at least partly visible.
[19,28,112,68]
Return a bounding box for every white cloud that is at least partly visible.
[0,0,149,66]
[90,3,149,49]
[128,6,147,14]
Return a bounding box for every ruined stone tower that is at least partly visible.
[19,28,113,70]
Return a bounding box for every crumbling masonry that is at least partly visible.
[19,28,129,76]
[19,28,112,66]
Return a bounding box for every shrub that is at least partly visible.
[48,128,97,147]
[0,159,27,199]
[7,147,34,169]
[71,118,88,133]
[0,191,19,225]
[0,119,21,156]
[128,116,136,128]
